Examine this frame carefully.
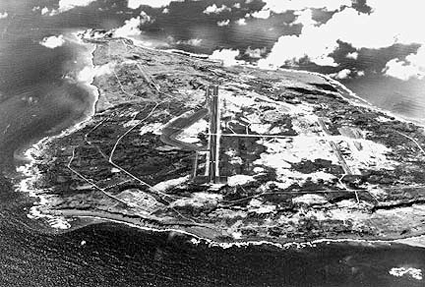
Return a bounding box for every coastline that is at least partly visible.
[50,208,425,250]
[163,43,424,127]
[15,32,425,249]
[89,29,424,126]
[16,31,102,230]
[271,66,425,128]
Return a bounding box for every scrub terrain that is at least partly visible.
[25,31,425,244]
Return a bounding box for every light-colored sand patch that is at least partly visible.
[228,175,256,187]
[117,189,163,212]
[248,199,276,214]
[250,123,272,134]
[292,114,321,136]
[209,208,248,219]
[221,90,257,112]
[376,116,393,122]
[292,194,328,206]
[176,119,208,144]
[339,138,396,172]
[171,192,223,208]
[139,122,164,135]
[256,136,338,166]
[124,119,142,127]
[153,175,190,192]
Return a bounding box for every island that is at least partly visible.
[23,30,425,245]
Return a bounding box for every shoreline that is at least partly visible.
[271,66,425,128]
[50,209,425,250]
[88,29,424,126]
[15,30,102,229]
[155,39,424,127]
[15,32,425,249]
[16,30,101,166]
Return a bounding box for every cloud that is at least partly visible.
[58,0,97,13]
[77,63,114,83]
[203,4,231,15]
[39,35,65,49]
[259,0,425,73]
[235,18,247,25]
[346,51,358,60]
[185,38,202,46]
[209,49,240,66]
[293,9,318,26]
[175,38,203,46]
[248,0,351,20]
[217,19,230,27]
[0,12,8,19]
[329,68,351,80]
[41,7,49,15]
[383,47,425,81]
[36,6,58,16]
[251,10,271,19]
[357,70,365,77]
[245,46,267,59]
[114,17,142,37]
[128,0,180,9]
[114,11,152,37]
[258,9,340,68]
[260,0,352,14]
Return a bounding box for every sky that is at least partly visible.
[256,0,425,82]
[60,0,425,83]
[2,0,425,84]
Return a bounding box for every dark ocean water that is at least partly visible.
[0,201,424,287]
[0,0,425,286]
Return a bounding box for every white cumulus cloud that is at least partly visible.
[41,7,50,15]
[58,0,97,13]
[203,4,231,15]
[245,46,267,59]
[77,63,114,83]
[258,8,340,68]
[114,11,152,37]
[39,35,65,49]
[39,6,58,16]
[209,49,241,66]
[329,68,351,80]
[217,19,230,27]
[293,9,318,26]
[235,18,247,25]
[251,10,270,19]
[128,0,180,9]
[260,0,352,14]
[175,38,203,46]
[383,47,425,81]
[346,51,358,60]
[258,0,425,75]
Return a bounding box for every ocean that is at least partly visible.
[0,202,424,287]
[0,0,424,286]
